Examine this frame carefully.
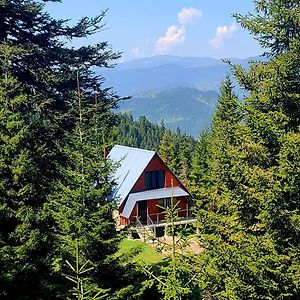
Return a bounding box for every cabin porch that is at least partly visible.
[118,187,196,240]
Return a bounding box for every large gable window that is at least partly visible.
[145,170,164,190]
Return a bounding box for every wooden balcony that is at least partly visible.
[133,209,196,241]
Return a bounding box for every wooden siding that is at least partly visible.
[131,155,184,192]
[120,153,189,224]
[129,196,189,223]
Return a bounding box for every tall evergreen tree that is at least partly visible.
[159,130,179,175]
[0,1,121,298]
[196,1,300,298]
[178,134,194,186]
[189,129,210,196]
[47,73,120,298]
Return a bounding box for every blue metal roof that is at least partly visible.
[122,187,189,218]
[108,145,155,206]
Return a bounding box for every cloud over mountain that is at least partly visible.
[156,25,185,54]
[209,23,238,49]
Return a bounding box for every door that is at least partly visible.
[138,201,147,224]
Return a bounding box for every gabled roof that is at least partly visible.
[108,145,155,205]
[122,187,189,218]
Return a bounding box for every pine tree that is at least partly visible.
[0,42,61,299]
[47,73,120,297]
[0,1,121,298]
[231,0,300,259]
[178,134,194,186]
[189,129,210,197]
[196,1,300,298]
[159,130,179,175]
[140,189,199,300]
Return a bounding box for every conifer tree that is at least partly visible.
[196,1,300,298]
[47,72,120,297]
[0,1,122,298]
[159,130,179,175]
[177,134,194,186]
[140,189,199,300]
[0,42,61,300]
[189,129,210,197]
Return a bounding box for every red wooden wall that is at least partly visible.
[120,154,189,225]
[132,155,184,192]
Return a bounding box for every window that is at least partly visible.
[145,170,164,190]
[158,198,179,212]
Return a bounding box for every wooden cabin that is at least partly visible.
[108,145,193,229]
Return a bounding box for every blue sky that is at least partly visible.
[46,0,262,61]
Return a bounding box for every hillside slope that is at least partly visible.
[101,55,265,136]
[118,87,218,137]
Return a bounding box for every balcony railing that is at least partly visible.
[147,209,194,225]
[132,209,195,227]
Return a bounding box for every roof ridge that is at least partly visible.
[114,144,156,154]
[131,186,182,193]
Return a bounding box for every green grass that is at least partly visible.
[116,239,164,264]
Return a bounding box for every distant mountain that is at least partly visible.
[115,55,223,70]
[101,55,265,95]
[99,55,266,136]
[117,87,219,137]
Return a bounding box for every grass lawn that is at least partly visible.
[116,239,164,264]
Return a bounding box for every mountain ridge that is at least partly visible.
[100,55,266,136]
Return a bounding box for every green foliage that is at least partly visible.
[47,72,121,297]
[192,1,300,299]
[159,130,179,173]
[189,129,211,196]
[140,192,200,300]
[234,0,300,56]
[111,113,195,184]
[159,128,195,183]
[65,241,109,300]
[0,1,123,298]
[0,42,61,299]
[110,113,165,151]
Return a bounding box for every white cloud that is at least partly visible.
[131,47,141,57]
[155,25,185,54]
[177,7,202,24]
[154,7,201,54]
[209,23,238,49]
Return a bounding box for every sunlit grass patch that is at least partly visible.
[116,239,164,264]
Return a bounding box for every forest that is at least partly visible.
[0,0,299,299]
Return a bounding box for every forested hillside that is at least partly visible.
[117,88,218,137]
[0,0,299,299]
[101,55,267,136]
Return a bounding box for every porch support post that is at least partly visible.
[186,200,188,219]
[147,201,149,225]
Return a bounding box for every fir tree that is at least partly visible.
[196,1,300,298]
[159,130,179,174]
[189,129,210,196]
[140,188,199,300]
[0,1,122,298]
[178,134,194,186]
[47,73,120,297]
[0,42,61,299]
